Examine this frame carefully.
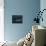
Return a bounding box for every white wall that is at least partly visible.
[0,0,4,42]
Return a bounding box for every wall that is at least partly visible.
[0,0,4,42]
[4,0,40,42]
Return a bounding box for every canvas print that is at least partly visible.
[12,15,23,24]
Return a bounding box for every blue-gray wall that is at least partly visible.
[4,0,40,42]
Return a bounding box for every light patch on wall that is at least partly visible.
[0,8,4,42]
